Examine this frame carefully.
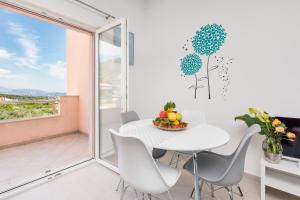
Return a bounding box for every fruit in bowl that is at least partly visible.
[153,101,188,130]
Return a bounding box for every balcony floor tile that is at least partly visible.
[0,133,90,192]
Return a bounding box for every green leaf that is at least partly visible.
[172,102,176,108]
[235,114,257,127]
[155,117,161,122]
[164,101,176,111]
[164,103,168,111]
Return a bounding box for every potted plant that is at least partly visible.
[235,108,296,163]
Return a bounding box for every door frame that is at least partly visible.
[0,1,97,196]
[94,18,128,172]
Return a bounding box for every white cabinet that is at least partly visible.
[260,158,300,200]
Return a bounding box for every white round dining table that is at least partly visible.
[119,119,230,200]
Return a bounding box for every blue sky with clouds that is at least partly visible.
[0,8,66,92]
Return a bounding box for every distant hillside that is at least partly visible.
[0,87,66,97]
[0,93,51,101]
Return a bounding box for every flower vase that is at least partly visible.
[262,139,282,164]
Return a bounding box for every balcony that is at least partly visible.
[0,27,92,192]
[0,96,91,191]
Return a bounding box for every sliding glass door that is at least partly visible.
[95,19,128,167]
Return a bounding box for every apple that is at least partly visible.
[159,111,168,118]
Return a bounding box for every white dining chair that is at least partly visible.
[116,111,167,193]
[169,109,206,168]
[183,124,261,199]
[110,129,181,200]
[121,111,167,159]
[115,111,142,192]
[121,110,140,124]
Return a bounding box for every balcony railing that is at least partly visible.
[0,96,80,149]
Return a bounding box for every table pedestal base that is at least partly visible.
[193,152,200,200]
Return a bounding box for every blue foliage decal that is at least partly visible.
[192,24,227,56]
[180,23,232,100]
[180,54,202,76]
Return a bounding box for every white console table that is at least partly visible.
[261,158,300,200]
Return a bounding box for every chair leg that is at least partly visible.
[116,178,123,192]
[210,184,215,198]
[120,183,128,200]
[203,181,215,198]
[190,179,204,198]
[237,185,244,197]
[134,190,139,199]
[190,187,195,198]
[167,191,174,200]
[175,153,180,168]
[142,192,145,200]
[225,187,234,200]
[169,152,176,165]
[199,179,204,193]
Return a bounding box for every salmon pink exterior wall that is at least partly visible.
[66,30,91,135]
[0,96,79,147]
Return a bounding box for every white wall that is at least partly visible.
[129,0,300,176]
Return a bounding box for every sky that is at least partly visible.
[0,8,66,92]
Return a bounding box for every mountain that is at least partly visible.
[0,87,10,93]
[0,87,66,97]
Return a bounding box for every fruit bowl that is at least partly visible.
[153,121,188,131]
[152,101,188,131]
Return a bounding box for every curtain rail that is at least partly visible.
[70,0,116,20]
[0,0,93,34]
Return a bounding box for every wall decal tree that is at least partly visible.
[180,24,231,99]
[180,53,203,99]
[192,24,227,99]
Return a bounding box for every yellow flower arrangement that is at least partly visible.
[236,108,296,154]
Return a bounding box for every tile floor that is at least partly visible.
[5,153,300,200]
[0,133,90,192]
